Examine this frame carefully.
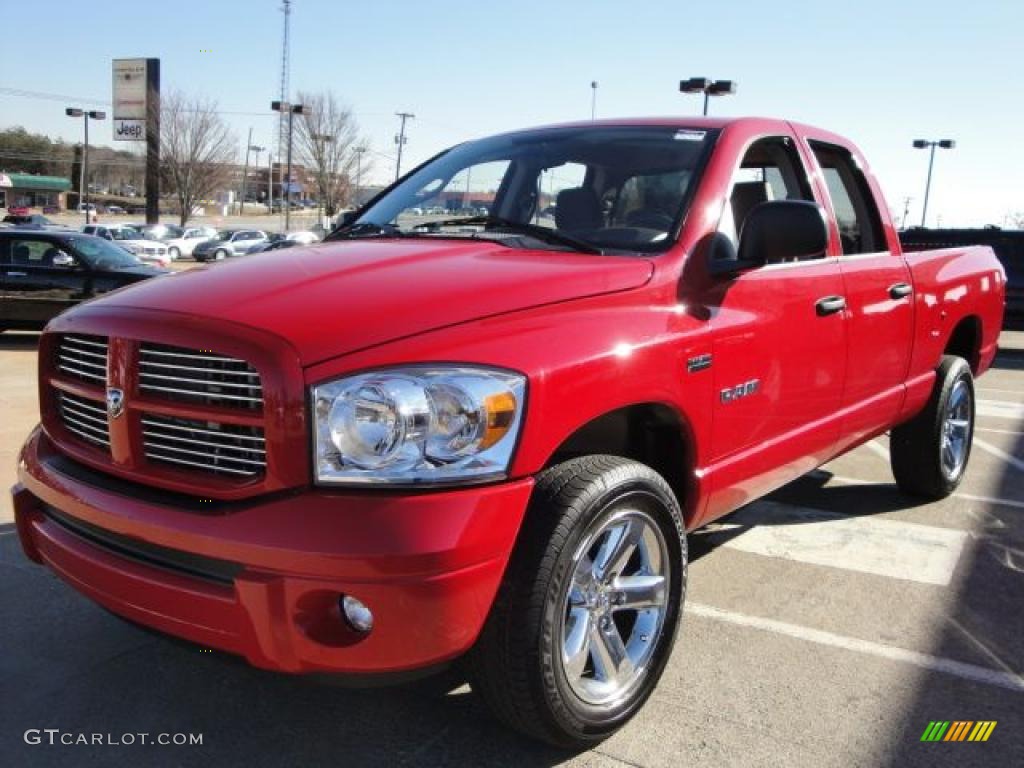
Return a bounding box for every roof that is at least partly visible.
[0,172,72,191]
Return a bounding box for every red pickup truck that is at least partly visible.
[12,117,1005,747]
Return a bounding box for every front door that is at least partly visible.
[699,134,848,521]
[0,236,87,327]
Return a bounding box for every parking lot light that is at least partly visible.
[679,77,737,116]
[65,108,106,224]
[271,101,306,230]
[913,139,956,227]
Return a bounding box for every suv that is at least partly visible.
[0,229,164,330]
[192,229,268,261]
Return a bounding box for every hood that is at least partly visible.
[94,239,653,365]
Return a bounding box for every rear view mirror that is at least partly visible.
[52,251,76,268]
[738,200,828,266]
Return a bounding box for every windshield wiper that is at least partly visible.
[417,215,604,255]
[326,221,406,240]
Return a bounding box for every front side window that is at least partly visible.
[719,136,815,252]
[66,235,142,269]
[343,126,718,254]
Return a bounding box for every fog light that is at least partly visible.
[340,595,374,633]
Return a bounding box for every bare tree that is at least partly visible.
[160,90,237,225]
[1004,211,1024,230]
[294,90,369,218]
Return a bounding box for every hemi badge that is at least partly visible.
[687,354,712,373]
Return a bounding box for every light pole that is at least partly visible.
[913,139,955,227]
[679,78,737,116]
[240,127,265,215]
[272,100,306,231]
[591,81,598,120]
[246,144,265,211]
[394,112,414,181]
[353,145,367,208]
[65,107,105,224]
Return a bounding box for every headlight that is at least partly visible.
[313,366,526,486]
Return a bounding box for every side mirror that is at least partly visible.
[737,200,828,266]
[52,251,76,268]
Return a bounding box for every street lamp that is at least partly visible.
[241,142,265,215]
[912,139,955,227]
[271,100,306,230]
[353,145,367,208]
[591,81,598,120]
[679,77,737,116]
[65,107,106,224]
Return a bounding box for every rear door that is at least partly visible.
[805,139,913,451]
[704,134,848,520]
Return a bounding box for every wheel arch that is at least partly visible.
[540,402,698,526]
[944,314,982,373]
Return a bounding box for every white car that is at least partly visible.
[161,226,218,260]
[81,224,172,268]
[284,230,320,245]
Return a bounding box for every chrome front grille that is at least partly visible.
[141,414,266,477]
[57,335,108,384]
[139,343,262,409]
[58,392,110,450]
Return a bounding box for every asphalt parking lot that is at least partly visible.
[1,329,1021,768]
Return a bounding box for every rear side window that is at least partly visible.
[809,141,886,255]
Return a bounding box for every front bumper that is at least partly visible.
[14,427,532,675]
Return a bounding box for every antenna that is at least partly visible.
[276,0,292,204]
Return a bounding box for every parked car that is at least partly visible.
[105,205,125,215]
[192,229,268,261]
[7,206,30,216]
[2,214,66,230]
[81,224,172,268]
[42,205,61,215]
[160,226,217,260]
[248,238,301,254]
[0,229,165,330]
[76,203,97,213]
[11,117,1005,748]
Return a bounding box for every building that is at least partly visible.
[0,172,71,210]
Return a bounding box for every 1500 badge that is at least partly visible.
[720,379,760,403]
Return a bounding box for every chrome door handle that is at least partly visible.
[815,295,846,316]
[889,282,912,299]
[6,271,27,277]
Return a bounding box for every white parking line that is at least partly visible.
[976,426,1024,436]
[866,440,890,461]
[687,603,1024,693]
[820,473,1024,510]
[972,437,1024,472]
[978,387,1023,398]
[977,399,1024,421]
[716,501,966,585]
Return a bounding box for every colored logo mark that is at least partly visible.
[920,721,997,742]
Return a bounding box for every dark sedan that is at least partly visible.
[0,229,167,331]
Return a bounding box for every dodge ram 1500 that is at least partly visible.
[12,117,1005,747]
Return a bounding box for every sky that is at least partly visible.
[0,0,1021,227]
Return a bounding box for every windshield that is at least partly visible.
[213,231,236,241]
[68,236,145,269]
[349,125,717,254]
[109,229,139,241]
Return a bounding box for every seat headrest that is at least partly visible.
[731,181,773,237]
[555,187,602,231]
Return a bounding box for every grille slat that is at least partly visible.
[139,343,262,410]
[142,413,266,478]
[57,335,109,386]
[58,392,110,450]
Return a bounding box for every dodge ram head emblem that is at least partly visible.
[106,388,125,419]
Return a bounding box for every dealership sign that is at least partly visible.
[112,58,152,141]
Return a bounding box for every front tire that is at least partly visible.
[215,249,228,260]
[469,455,687,748]
[890,355,975,499]
[168,246,180,260]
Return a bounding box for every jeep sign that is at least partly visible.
[112,58,149,141]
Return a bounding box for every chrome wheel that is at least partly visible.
[559,506,670,706]
[941,378,971,480]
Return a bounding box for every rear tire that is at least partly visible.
[468,455,687,748]
[890,355,975,499]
